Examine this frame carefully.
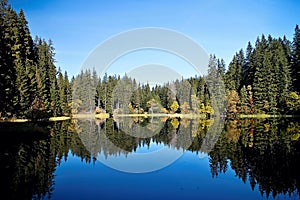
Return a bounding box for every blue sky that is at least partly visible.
[9,0,300,78]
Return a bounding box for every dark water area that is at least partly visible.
[0,117,299,200]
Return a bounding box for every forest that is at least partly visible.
[1,0,300,120]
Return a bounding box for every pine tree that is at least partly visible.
[34,38,57,117]
[64,71,71,115]
[225,50,243,92]
[236,49,245,91]
[292,24,300,92]
[243,42,254,87]
[98,73,108,110]
[0,0,16,115]
[35,38,49,111]
[18,9,36,114]
[239,85,248,114]
[207,54,226,115]
[253,35,269,113]
[271,38,291,112]
[217,58,226,80]
[3,5,20,116]
[50,72,60,116]
[57,69,66,115]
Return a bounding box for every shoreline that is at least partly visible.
[0,113,299,123]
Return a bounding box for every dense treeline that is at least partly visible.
[72,69,218,116]
[1,0,300,119]
[60,24,300,117]
[0,0,71,119]
[224,26,300,115]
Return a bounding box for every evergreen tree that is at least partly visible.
[252,35,269,113]
[225,50,243,92]
[239,85,248,114]
[35,38,51,113]
[271,38,291,112]
[217,58,226,80]
[57,69,66,115]
[292,24,300,92]
[2,4,19,115]
[101,73,109,110]
[243,42,254,87]
[0,0,16,115]
[34,38,58,117]
[207,54,226,115]
[64,71,72,115]
[106,75,117,114]
[14,9,36,116]
[18,9,37,112]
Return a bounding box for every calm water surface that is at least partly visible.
[1,118,299,200]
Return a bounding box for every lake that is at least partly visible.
[1,117,299,200]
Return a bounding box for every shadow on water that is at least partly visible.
[0,117,299,199]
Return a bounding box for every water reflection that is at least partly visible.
[0,118,299,199]
[209,119,300,199]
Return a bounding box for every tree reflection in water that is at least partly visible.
[0,118,299,199]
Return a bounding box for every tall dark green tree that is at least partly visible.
[207,54,226,115]
[13,9,36,116]
[243,42,254,87]
[225,50,243,91]
[271,38,291,112]
[292,24,300,92]
[0,0,16,115]
[18,9,37,114]
[57,69,66,116]
[252,35,269,113]
[34,38,58,117]
[64,70,72,115]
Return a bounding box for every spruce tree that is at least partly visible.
[243,42,254,87]
[207,54,226,115]
[292,24,300,92]
[64,71,71,115]
[253,35,268,113]
[225,50,243,92]
[239,85,248,114]
[217,58,226,80]
[0,0,16,115]
[34,38,57,116]
[18,9,36,114]
[271,38,291,112]
[57,69,66,115]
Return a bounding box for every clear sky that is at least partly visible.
[9,0,300,78]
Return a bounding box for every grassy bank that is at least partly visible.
[73,113,110,119]
[0,116,71,123]
[49,116,71,121]
[0,119,29,122]
[114,113,207,119]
